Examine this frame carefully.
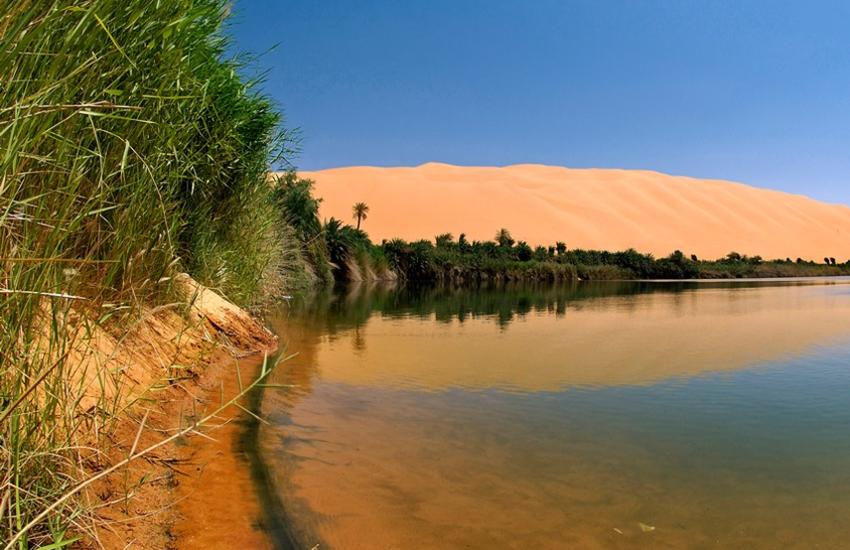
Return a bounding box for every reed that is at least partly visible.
[0,0,294,545]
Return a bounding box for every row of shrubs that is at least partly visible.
[377,237,850,281]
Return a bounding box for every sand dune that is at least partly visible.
[296,163,850,261]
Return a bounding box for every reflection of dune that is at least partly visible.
[298,163,850,262]
[298,284,850,390]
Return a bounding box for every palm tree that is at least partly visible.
[272,172,322,240]
[495,228,514,248]
[555,241,566,255]
[352,202,369,229]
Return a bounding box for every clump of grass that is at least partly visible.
[0,0,297,545]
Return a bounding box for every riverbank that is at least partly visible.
[331,243,850,284]
[70,275,278,549]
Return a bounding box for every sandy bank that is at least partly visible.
[68,275,276,549]
[299,163,850,262]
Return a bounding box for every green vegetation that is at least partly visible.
[352,201,370,230]
[380,233,578,282]
[272,173,390,281]
[1,0,297,545]
[377,237,849,282]
[563,249,850,279]
[271,171,334,285]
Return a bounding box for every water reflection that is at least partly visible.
[271,279,850,391]
[289,278,850,332]
[257,279,850,549]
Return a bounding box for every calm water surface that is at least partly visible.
[254,279,850,549]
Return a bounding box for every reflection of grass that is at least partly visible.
[238,351,301,550]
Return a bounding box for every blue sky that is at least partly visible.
[229,1,850,205]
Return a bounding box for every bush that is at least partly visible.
[435,233,455,248]
[272,172,334,284]
[272,171,323,241]
[515,241,534,261]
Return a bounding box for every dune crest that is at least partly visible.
[297,164,850,261]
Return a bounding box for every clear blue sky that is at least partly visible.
[229,0,850,205]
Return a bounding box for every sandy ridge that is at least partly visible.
[298,163,850,261]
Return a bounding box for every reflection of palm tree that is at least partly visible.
[353,327,366,352]
[352,202,369,229]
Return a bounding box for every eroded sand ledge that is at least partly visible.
[67,275,277,549]
[299,163,850,262]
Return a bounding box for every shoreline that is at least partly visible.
[160,280,290,550]
[237,352,301,550]
[70,276,282,549]
[367,273,850,287]
[172,304,319,550]
[170,349,280,550]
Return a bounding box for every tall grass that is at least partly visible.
[0,0,294,545]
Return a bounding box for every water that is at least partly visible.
[253,279,850,549]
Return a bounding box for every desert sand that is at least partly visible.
[297,163,850,261]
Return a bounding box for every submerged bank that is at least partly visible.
[173,347,282,550]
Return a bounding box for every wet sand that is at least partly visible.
[172,352,275,550]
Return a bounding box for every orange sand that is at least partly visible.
[297,163,850,261]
